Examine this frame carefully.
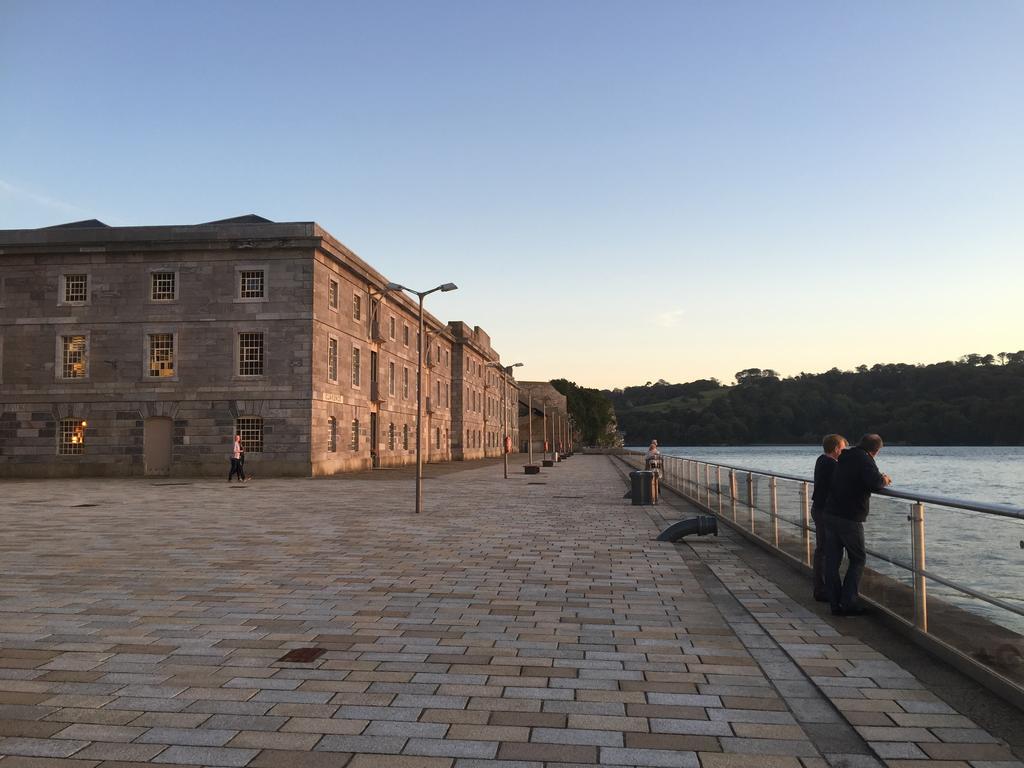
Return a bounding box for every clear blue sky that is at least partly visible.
[2,1,1021,389]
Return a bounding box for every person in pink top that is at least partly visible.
[228,434,247,483]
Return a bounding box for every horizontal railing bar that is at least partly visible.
[918,568,1024,619]
[626,451,1024,520]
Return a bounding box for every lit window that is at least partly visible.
[352,346,361,387]
[62,335,87,378]
[328,416,337,452]
[148,333,175,377]
[151,272,176,300]
[238,332,264,376]
[239,270,265,299]
[388,423,396,450]
[236,417,263,452]
[351,419,360,451]
[63,274,88,303]
[328,337,338,382]
[329,279,339,309]
[403,424,410,450]
[353,293,362,320]
[59,418,87,455]
[388,361,396,396]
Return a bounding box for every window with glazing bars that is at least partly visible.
[59,418,87,455]
[435,427,441,449]
[403,424,410,450]
[328,416,337,452]
[148,333,175,377]
[64,274,88,303]
[328,337,338,381]
[151,272,176,300]
[351,347,361,386]
[328,279,339,309]
[238,332,264,376]
[353,293,362,320]
[235,417,263,452]
[351,419,360,450]
[239,270,264,299]
[388,423,396,450]
[62,335,87,378]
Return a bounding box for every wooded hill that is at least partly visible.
[606,352,1024,446]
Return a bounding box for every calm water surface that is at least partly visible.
[631,446,1024,633]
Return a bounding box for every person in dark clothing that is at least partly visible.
[823,433,892,616]
[811,434,847,601]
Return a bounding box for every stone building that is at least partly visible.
[0,215,513,477]
[517,382,568,459]
[448,322,520,461]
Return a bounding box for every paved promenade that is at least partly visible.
[0,456,1020,768]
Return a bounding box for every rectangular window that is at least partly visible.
[403,324,409,346]
[148,333,175,377]
[436,381,441,403]
[445,382,450,407]
[389,316,396,340]
[58,418,87,455]
[63,273,88,303]
[388,423,396,450]
[403,424,410,450]
[328,279,339,310]
[435,427,441,449]
[352,346,361,387]
[353,293,362,320]
[62,335,87,378]
[151,272,176,301]
[328,416,337,452]
[351,419,360,450]
[444,349,449,368]
[238,332,264,376]
[388,361,396,396]
[328,337,338,382]
[236,417,263,452]
[239,270,265,299]
[403,367,409,398]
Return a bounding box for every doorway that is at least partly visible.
[143,417,173,476]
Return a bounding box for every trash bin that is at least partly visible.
[629,470,656,506]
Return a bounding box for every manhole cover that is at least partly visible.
[277,647,326,663]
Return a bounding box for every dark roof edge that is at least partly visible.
[0,220,317,247]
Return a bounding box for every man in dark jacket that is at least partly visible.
[811,434,847,601]
[823,433,892,615]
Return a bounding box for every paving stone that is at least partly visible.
[152,745,260,765]
[0,737,91,758]
[598,746,700,766]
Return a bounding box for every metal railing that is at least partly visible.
[624,450,1024,706]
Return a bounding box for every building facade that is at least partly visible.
[0,215,514,477]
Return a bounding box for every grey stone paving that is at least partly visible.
[0,456,1019,767]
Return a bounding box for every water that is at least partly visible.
[634,445,1024,635]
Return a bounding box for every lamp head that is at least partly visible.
[440,282,458,292]
[385,282,404,291]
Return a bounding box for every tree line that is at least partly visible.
[604,351,1024,446]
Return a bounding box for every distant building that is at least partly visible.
[0,215,519,477]
[517,382,568,458]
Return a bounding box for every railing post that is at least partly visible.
[702,463,709,508]
[911,501,928,632]
[801,481,812,566]
[747,472,755,532]
[729,469,737,520]
[716,466,723,516]
[769,476,779,547]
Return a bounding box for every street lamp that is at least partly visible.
[385,281,458,514]
[487,361,523,479]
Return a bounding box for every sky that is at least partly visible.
[1,0,1021,390]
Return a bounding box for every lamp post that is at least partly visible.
[542,398,550,462]
[385,281,457,514]
[487,361,523,479]
[528,390,534,464]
